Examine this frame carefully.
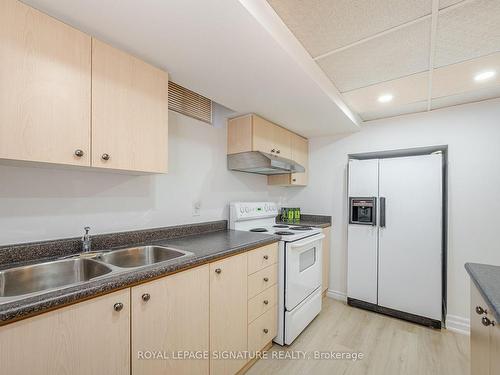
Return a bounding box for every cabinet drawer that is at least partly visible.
[248,285,277,323]
[248,264,277,299]
[248,243,278,275]
[248,305,277,353]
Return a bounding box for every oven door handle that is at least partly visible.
[288,233,325,248]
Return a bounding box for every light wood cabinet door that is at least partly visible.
[0,0,91,166]
[252,115,290,158]
[267,133,309,186]
[322,227,331,293]
[252,115,275,155]
[0,289,130,375]
[248,243,278,275]
[490,321,500,375]
[210,253,248,375]
[248,305,278,353]
[290,133,308,185]
[132,265,209,375]
[471,282,491,375]
[273,125,292,160]
[92,38,169,173]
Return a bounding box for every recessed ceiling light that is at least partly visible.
[378,94,394,103]
[474,70,496,82]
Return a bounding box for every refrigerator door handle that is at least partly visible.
[380,197,386,228]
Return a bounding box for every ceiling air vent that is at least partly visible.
[168,81,212,124]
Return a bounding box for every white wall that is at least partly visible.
[283,98,500,323]
[0,111,279,245]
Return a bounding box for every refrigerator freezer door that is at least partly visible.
[378,154,442,321]
[347,159,379,304]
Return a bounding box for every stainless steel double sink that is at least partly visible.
[0,246,193,301]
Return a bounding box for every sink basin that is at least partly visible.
[0,258,112,298]
[96,246,191,268]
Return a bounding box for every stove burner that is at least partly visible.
[273,224,289,228]
[290,226,313,231]
[250,228,268,232]
[275,231,294,235]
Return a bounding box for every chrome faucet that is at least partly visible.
[82,226,92,252]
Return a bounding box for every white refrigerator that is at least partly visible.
[347,153,443,327]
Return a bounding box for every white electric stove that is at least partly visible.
[229,202,325,345]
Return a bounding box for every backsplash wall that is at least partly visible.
[0,111,285,245]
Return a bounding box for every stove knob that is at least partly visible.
[240,207,244,214]
[245,207,250,213]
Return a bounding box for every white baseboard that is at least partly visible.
[445,314,470,335]
[326,289,347,302]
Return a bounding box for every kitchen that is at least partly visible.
[0,0,499,374]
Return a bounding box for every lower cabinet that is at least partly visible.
[248,305,278,353]
[131,265,210,375]
[0,289,130,375]
[247,243,279,355]
[470,281,500,375]
[0,244,279,375]
[210,253,249,375]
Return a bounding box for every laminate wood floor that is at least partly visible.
[247,297,469,375]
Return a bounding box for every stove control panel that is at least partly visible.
[230,202,278,220]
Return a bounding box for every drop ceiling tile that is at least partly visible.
[435,0,500,67]
[317,19,431,92]
[360,101,428,121]
[431,85,500,109]
[439,0,466,9]
[267,0,432,57]
[343,72,429,113]
[432,52,500,98]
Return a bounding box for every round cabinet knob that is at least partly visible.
[482,316,495,327]
[271,149,276,153]
[215,268,222,274]
[276,150,281,154]
[142,293,151,302]
[113,302,124,312]
[263,300,269,305]
[74,149,84,157]
[292,178,297,182]
[263,277,269,282]
[263,255,269,260]
[263,328,269,334]
[101,153,110,161]
[476,306,487,315]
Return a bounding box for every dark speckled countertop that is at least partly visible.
[465,263,500,322]
[276,213,332,229]
[0,223,279,325]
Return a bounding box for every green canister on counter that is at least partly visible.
[294,208,301,223]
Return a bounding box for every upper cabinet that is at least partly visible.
[91,39,169,173]
[228,114,292,159]
[0,0,91,166]
[0,0,168,174]
[268,132,309,186]
[227,114,309,186]
[252,115,292,159]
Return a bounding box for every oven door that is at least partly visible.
[285,233,325,311]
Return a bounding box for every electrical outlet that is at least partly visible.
[192,201,201,216]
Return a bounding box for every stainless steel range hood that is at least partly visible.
[227,151,305,175]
